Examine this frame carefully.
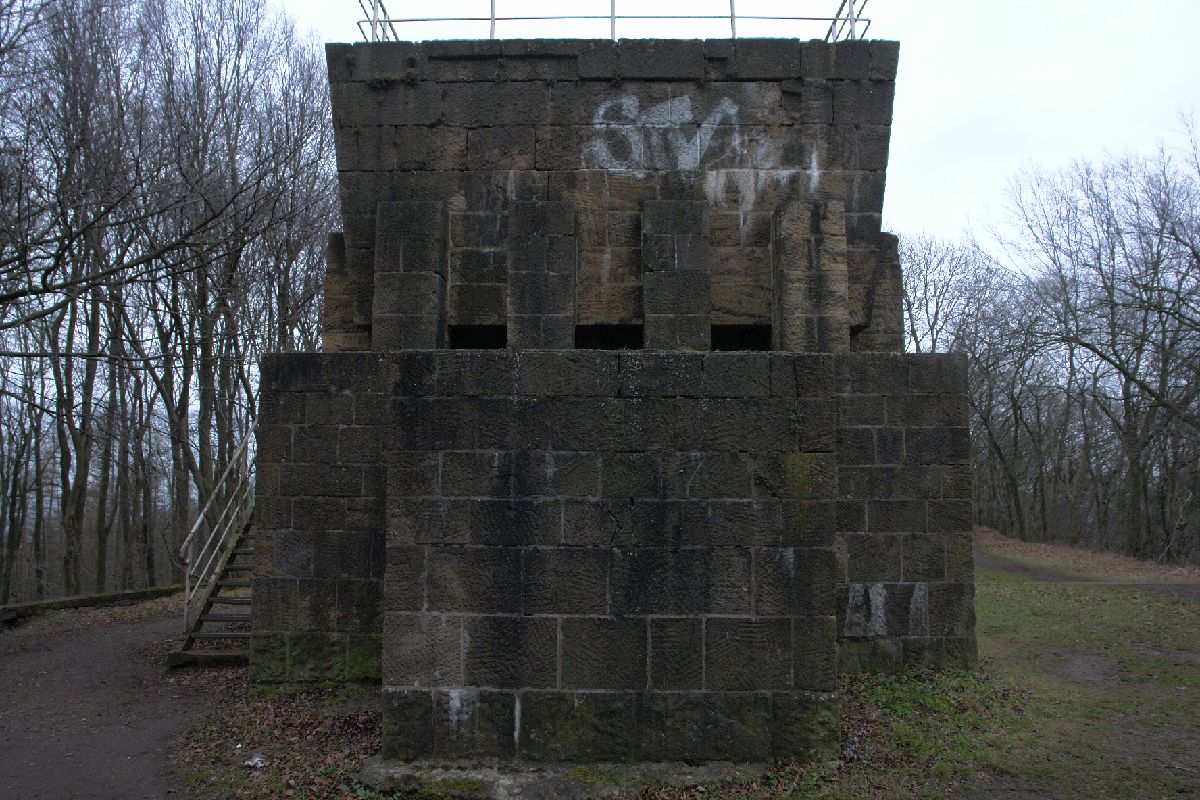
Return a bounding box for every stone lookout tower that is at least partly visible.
[252,33,976,767]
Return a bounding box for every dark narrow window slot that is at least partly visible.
[574,325,644,350]
[711,325,772,352]
[448,325,507,349]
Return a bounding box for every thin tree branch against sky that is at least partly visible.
[275,0,1200,239]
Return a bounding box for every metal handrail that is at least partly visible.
[181,426,257,630]
[358,1,872,43]
[178,429,256,558]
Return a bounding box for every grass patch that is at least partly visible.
[966,567,1200,798]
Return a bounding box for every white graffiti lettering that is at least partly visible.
[584,94,744,171]
[582,92,819,211]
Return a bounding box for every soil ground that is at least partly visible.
[0,596,212,799]
[2,535,1197,799]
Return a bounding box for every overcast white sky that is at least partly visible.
[277,0,1200,239]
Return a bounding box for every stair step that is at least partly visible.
[219,580,252,588]
[203,613,251,624]
[225,564,254,572]
[191,630,251,640]
[232,549,255,556]
[210,597,251,605]
[168,649,248,668]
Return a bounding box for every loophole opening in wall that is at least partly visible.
[574,325,644,350]
[711,325,772,352]
[448,325,508,349]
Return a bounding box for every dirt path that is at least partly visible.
[974,548,1200,599]
[0,607,210,799]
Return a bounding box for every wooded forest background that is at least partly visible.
[0,0,1197,604]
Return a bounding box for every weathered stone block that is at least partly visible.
[782,500,838,548]
[639,693,773,762]
[371,314,441,350]
[386,451,440,498]
[770,691,838,759]
[902,533,946,582]
[431,689,518,758]
[867,499,927,533]
[511,200,576,236]
[444,82,550,127]
[706,618,792,691]
[905,427,971,465]
[249,634,289,683]
[681,453,756,499]
[649,618,703,690]
[611,548,751,615]
[335,579,381,634]
[426,547,521,613]
[517,351,618,396]
[701,353,771,397]
[751,452,836,500]
[290,494,348,532]
[561,618,647,690]
[463,617,557,689]
[312,528,384,580]
[383,547,425,611]
[436,350,518,396]
[793,616,838,691]
[383,613,462,687]
[519,692,637,762]
[929,582,975,637]
[290,631,347,682]
[451,249,506,284]
[644,314,711,351]
[522,548,608,615]
[382,688,434,759]
[508,271,575,316]
[446,282,506,326]
[280,464,363,497]
[730,40,801,79]
[563,499,633,547]
[643,271,711,315]
[843,533,902,582]
[387,498,470,545]
[470,498,562,546]
[467,127,536,170]
[372,272,444,316]
[617,352,704,397]
[616,40,705,79]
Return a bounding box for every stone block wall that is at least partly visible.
[833,354,976,671]
[251,353,387,682]
[252,351,975,735]
[319,39,904,354]
[381,350,839,762]
[251,36,975,765]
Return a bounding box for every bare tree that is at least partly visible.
[900,127,1200,565]
[0,0,335,602]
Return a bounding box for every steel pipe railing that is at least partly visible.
[357,1,872,43]
[180,426,256,631]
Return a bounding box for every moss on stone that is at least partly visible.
[784,451,817,498]
[413,777,489,799]
[564,765,621,787]
[288,631,347,682]
[248,633,288,683]
[345,634,382,682]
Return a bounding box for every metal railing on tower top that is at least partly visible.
[357,1,872,43]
